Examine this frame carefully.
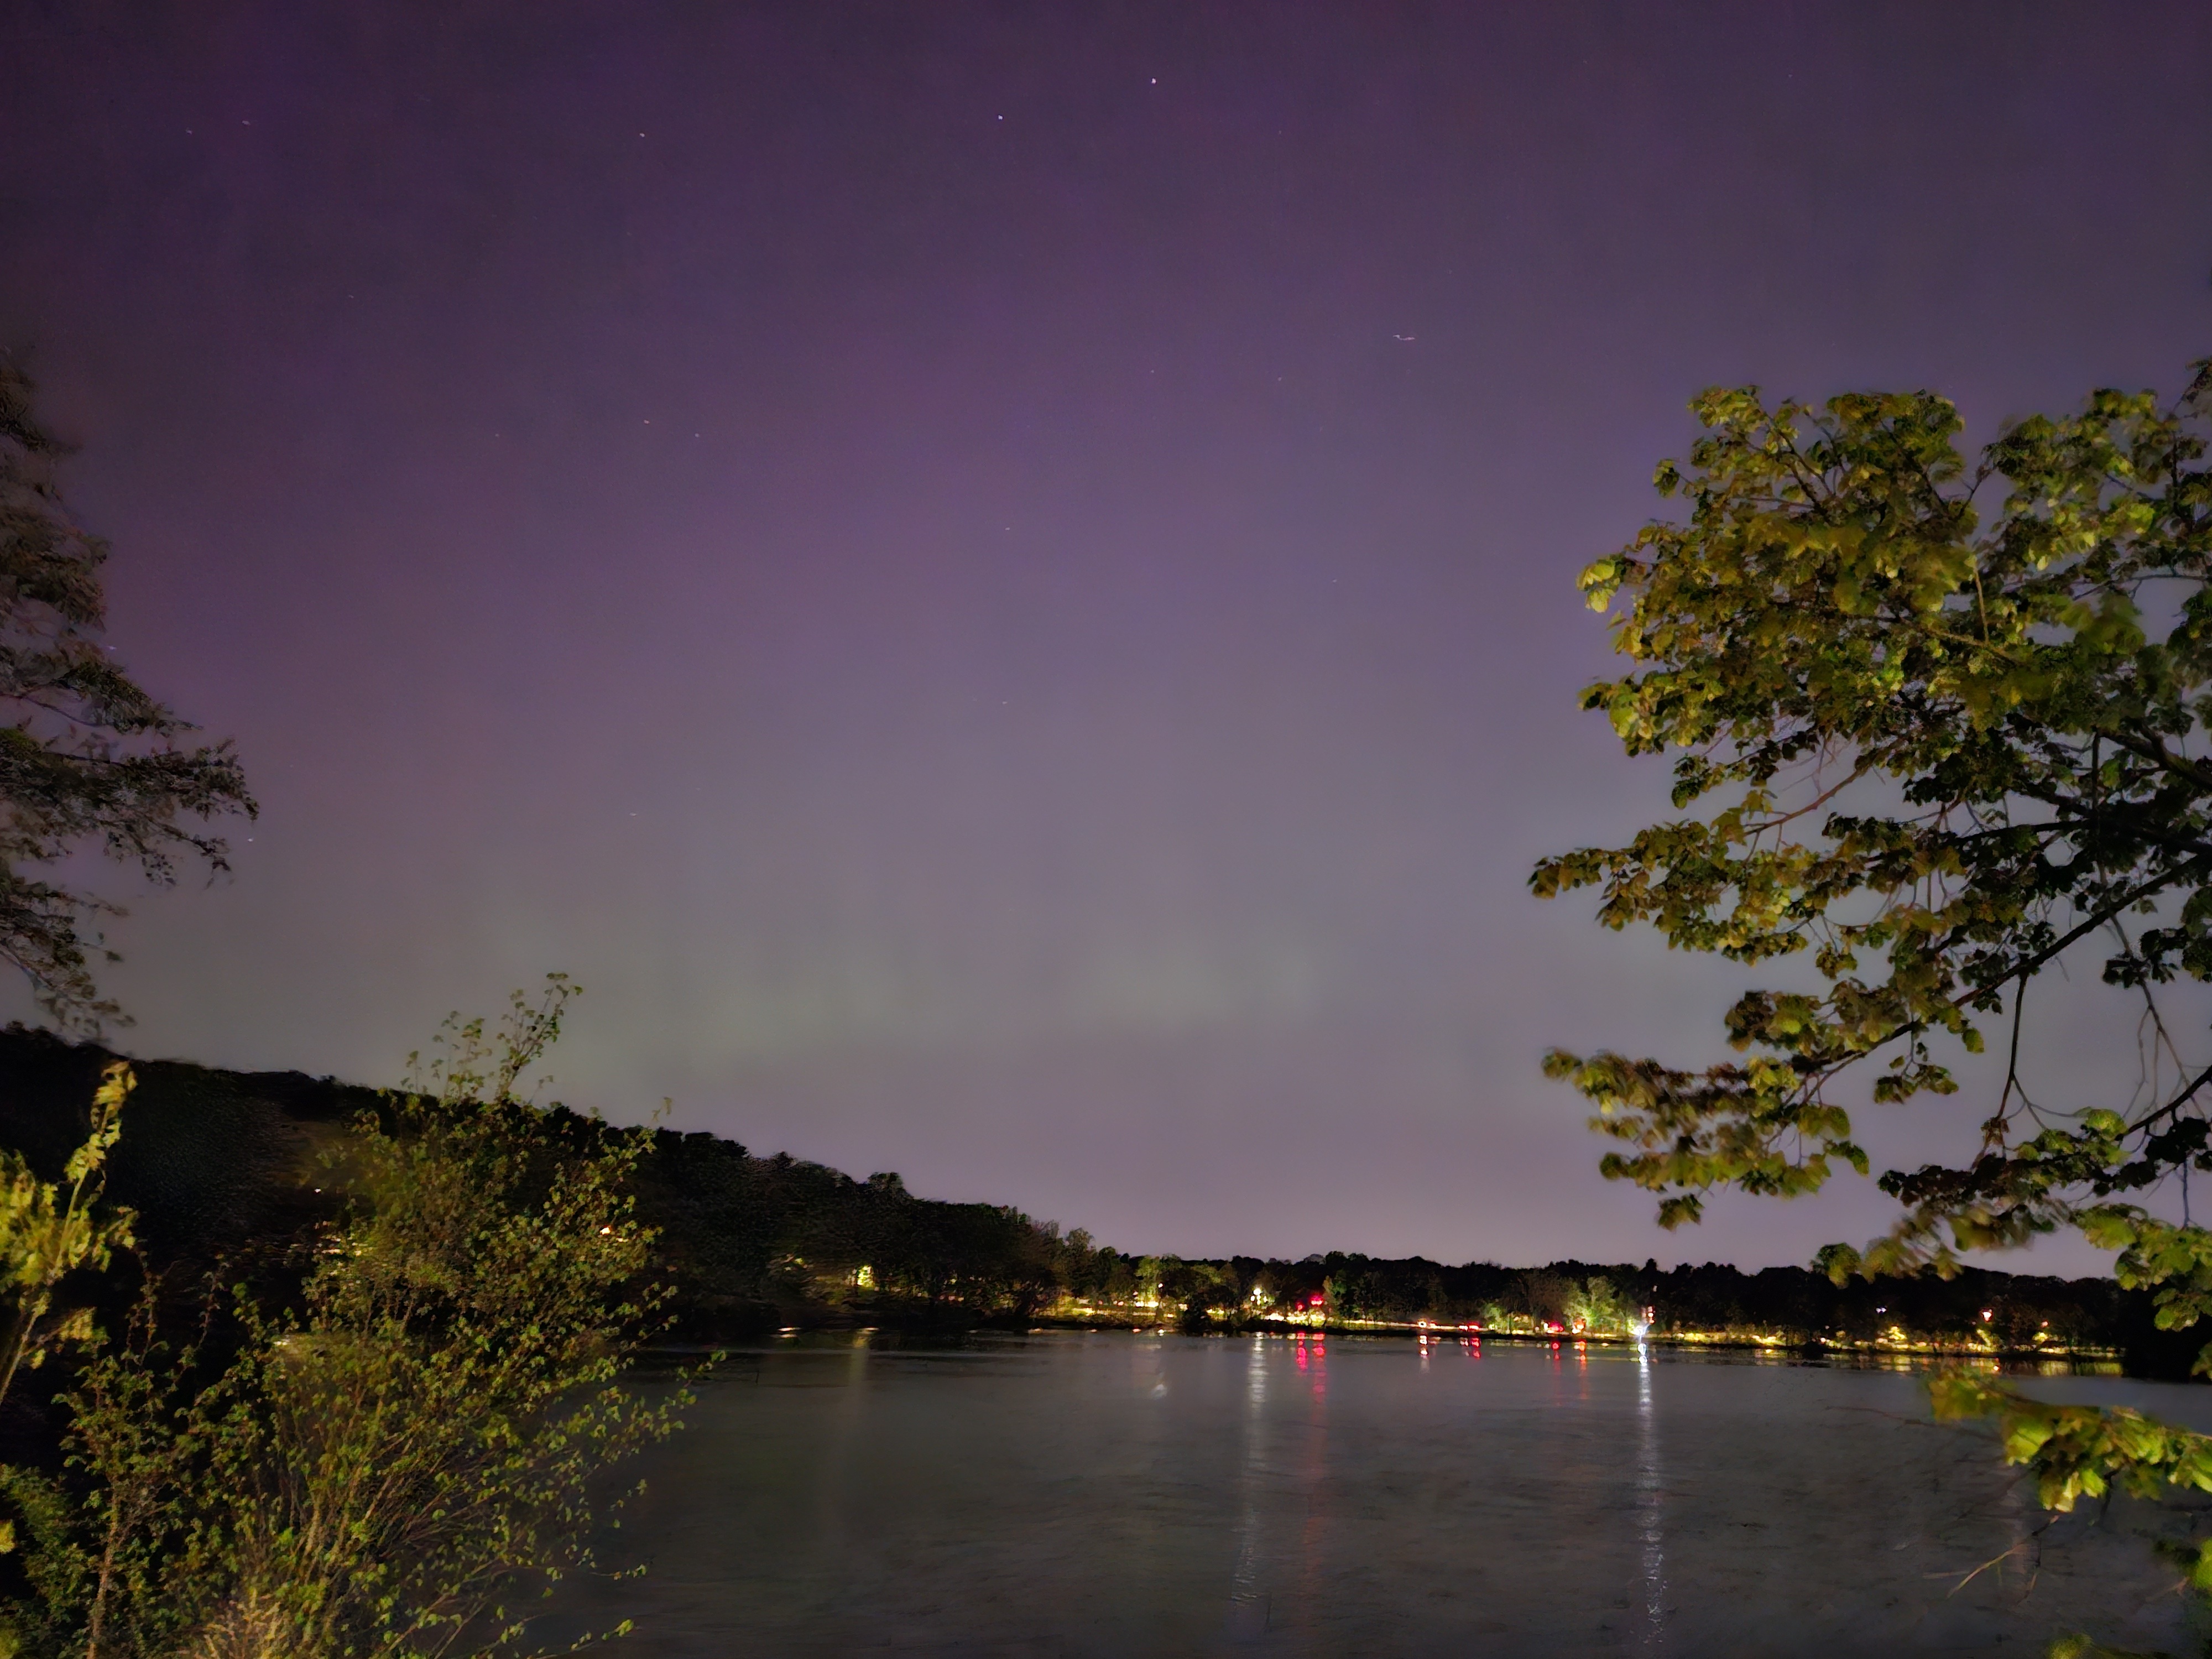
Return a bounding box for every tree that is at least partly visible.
[1564,1276,1632,1336]
[0,979,694,1658]
[1532,359,2212,1614]
[0,1058,135,1573]
[0,357,254,1028]
[0,1060,134,1418]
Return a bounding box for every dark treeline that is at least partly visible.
[0,1028,2188,1373]
[0,1027,1094,1333]
[1117,1253,2127,1354]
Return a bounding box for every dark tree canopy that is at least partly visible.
[0,357,253,1027]
[1533,357,2212,1588]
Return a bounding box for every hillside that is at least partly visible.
[0,1027,2187,1370]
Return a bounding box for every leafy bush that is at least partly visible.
[0,980,697,1658]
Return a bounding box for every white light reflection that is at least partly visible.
[1226,1335,1270,1641]
[1636,1340,1666,1646]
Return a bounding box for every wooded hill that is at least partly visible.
[0,1027,2186,1371]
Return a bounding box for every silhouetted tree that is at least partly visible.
[1535,357,2212,1635]
[0,357,253,1027]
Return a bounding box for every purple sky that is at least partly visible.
[3,3,2210,1269]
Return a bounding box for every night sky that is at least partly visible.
[3,4,2210,1270]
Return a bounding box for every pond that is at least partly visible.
[556,1330,2212,1656]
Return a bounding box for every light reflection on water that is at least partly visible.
[1636,1341,1664,1649]
[559,1332,2212,1657]
[1226,1337,1267,1640]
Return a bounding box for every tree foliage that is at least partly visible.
[0,358,253,1028]
[1533,357,2212,1631]
[0,979,693,1658]
[0,1061,133,1417]
[164,980,682,1656]
[0,1059,135,1572]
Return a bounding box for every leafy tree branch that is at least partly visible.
[0,358,254,1029]
[1536,357,2212,1641]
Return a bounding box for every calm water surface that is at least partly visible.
[561,1331,2212,1656]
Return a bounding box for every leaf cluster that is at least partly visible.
[1932,1367,2212,1516]
[0,979,696,1658]
[0,359,254,1028]
[0,1061,135,1417]
[1535,362,2212,1277]
[1537,358,2212,1645]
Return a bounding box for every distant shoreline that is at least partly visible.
[1026,1307,2124,1365]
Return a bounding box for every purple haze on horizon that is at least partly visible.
[2,3,2210,1271]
